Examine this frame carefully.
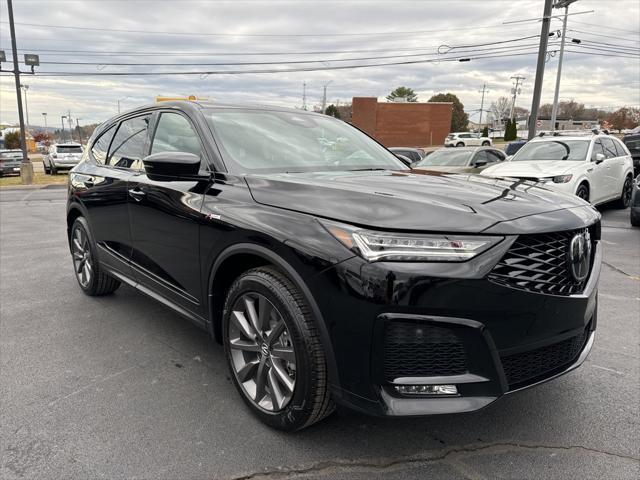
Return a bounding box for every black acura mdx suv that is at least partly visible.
[67,101,601,430]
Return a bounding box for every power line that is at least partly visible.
[569,20,640,34]
[567,29,640,43]
[0,20,546,38]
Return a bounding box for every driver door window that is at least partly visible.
[108,115,151,170]
[151,112,203,157]
[591,140,604,161]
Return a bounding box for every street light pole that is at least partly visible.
[42,112,47,129]
[7,0,33,184]
[321,81,332,114]
[528,0,554,140]
[76,118,83,144]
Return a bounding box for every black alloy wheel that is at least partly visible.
[223,267,333,431]
[615,176,633,209]
[576,184,590,202]
[70,217,121,296]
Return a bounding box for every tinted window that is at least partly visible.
[407,151,421,162]
[0,151,22,159]
[486,150,504,162]
[151,112,202,157]
[613,139,628,157]
[473,151,490,163]
[601,138,618,159]
[624,138,640,152]
[91,126,116,165]
[108,115,150,169]
[57,145,83,154]
[416,149,473,167]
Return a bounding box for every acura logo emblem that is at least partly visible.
[567,230,591,282]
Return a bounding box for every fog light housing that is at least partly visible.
[394,384,458,396]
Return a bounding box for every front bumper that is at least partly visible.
[0,164,22,175]
[309,234,601,417]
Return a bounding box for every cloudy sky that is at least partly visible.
[1,0,638,128]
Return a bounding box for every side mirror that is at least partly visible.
[594,153,605,164]
[142,151,202,181]
[474,159,488,167]
[395,154,413,168]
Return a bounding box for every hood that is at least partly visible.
[481,160,579,178]
[244,170,590,233]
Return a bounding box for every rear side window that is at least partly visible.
[613,139,628,157]
[473,151,490,164]
[601,138,618,159]
[486,150,504,162]
[91,126,116,164]
[108,115,151,169]
[151,112,202,157]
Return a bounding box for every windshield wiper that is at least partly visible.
[347,167,388,171]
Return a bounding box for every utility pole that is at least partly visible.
[528,0,554,140]
[478,84,489,130]
[302,82,308,111]
[550,0,578,131]
[509,75,526,120]
[61,115,67,143]
[7,0,33,184]
[20,84,30,132]
[321,80,332,114]
[67,110,74,142]
[42,112,47,129]
[76,118,83,144]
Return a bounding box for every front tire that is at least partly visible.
[70,217,121,296]
[482,141,490,146]
[43,161,50,174]
[456,142,464,147]
[223,266,333,431]
[576,183,590,203]
[614,176,633,209]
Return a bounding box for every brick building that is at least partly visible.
[351,97,453,147]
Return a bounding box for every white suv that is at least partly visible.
[445,132,492,147]
[481,134,634,207]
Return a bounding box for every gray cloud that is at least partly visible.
[1,0,638,127]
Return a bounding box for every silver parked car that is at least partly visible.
[0,149,24,176]
[44,143,84,174]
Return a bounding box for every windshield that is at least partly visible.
[206,109,407,173]
[57,146,83,154]
[512,139,589,161]
[415,149,472,167]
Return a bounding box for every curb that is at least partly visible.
[0,183,67,191]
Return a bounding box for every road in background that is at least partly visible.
[1,188,638,479]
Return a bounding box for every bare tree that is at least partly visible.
[490,97,511,121]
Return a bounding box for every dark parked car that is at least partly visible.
[622,133,640,176]
[67,101,601,431]
[631,175,640,227]
[0,149,23,176]
[505,139,527,156]
[388,147,426,164]
[412,146,505,173]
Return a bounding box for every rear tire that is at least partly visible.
[223,266,334,431]
[456,142,464,147]
[70,217,121,296]
[631,210,640,227]
[576,183,590,203]
[614,175,633,209]
[51,165,57,175]
[482,141,490,146]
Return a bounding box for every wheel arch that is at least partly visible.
[207,243,340,389]
[66,201,89,248]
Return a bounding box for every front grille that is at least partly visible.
[501,330,588,389]
[488,228,594,296]
[383,321,467,382]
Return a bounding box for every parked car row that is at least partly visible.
[66,101,606,431]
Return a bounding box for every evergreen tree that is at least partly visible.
[482,126,489,137]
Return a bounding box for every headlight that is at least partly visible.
[322,221,503,262]
[552,174,573,183]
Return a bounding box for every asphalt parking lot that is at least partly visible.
[1,186,638,480]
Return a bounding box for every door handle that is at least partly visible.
[128,188,146,201]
